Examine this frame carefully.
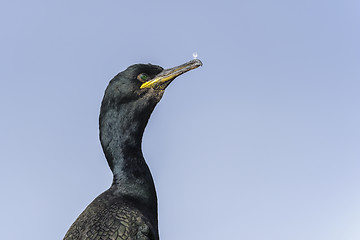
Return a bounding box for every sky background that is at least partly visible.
[1,0,359,239]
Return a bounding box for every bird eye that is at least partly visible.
[137,73,149,82]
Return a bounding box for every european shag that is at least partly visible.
[64,59,202,240]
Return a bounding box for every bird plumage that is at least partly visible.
[64,60,202,240]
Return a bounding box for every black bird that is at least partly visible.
[64,59,202,240]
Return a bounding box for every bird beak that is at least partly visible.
[140,59,203,90]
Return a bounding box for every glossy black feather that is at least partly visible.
[64,64,165,240]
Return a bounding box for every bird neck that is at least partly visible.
[99,100,157,203]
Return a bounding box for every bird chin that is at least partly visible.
[144,88,165,102]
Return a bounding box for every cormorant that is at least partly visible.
[64,59,202,240]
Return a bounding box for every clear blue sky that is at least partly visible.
[1,0,359,239]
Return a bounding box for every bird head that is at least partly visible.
[102,59,203,107]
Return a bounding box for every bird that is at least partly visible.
[64,59,202,240]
